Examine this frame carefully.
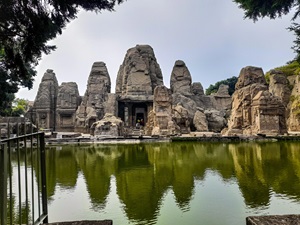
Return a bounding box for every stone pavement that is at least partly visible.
[47,220,112,225]
[246,215,300,225]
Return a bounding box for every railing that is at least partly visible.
[0,123,48,225]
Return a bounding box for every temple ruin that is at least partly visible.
[26,44,296,136]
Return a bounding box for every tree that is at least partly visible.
[11,98,29,117]
[205,76,238,96]
[233,0,300,60]
[0,0,124,112]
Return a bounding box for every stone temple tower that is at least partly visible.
[75,62,111,133]
[115,44,163,127]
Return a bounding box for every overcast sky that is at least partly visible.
[17,0,296,100]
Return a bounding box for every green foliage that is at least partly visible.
[205,76,238,96]
[265,60,300,83]
[273,61,300,76]
[290,95,300,117]
[233,0,300,60]
[11,98,29,117]
[0,96,28,117]
[0,0,124,111]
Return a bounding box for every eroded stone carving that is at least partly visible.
[30,69,59,129]
[193,108,208,132]
[212,84,232,111]
[150,85,175,136]
[170,60,192,95]
[91,113,124,137]
[172,104,190,134]
[75,62,111,133]
[116,44,163,97]
[56,82,80,131]
[225,66,286,135]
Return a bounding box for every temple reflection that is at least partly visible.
[11,141,300,223]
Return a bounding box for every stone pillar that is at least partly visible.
[124,106,129,126]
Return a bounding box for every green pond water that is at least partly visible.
[9,141,300,225]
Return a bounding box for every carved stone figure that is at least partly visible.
[75,62,111,133]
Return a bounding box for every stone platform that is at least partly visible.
[246,215,300,225]
[47,220,112,225]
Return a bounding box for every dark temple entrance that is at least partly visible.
[117,101,153,127]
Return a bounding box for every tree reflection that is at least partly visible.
[9,141,300,223]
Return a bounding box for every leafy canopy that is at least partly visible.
[205,76,238,96]
[0,0,124,114]
[233,0,300,60]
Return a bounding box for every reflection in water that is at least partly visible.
[11,142,300,225]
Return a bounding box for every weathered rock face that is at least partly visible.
[172,104,190,134]
[56,82,80,131]
[191,82,204,95]
[269,70,291,107]
[148,85,176,136]
[235,66,267,89]
[75,62,111,132]
[225,66,286,135]
[193,109,208,132]
[204,109,227,132]
[104,94,117,116]
[172,93,198,118]
[31,69,59,129]
[91,113,124,137]
[115,45,163,97]
[251,90,286,134]
[287,75,300,131]
[212,84,232,111]
[170,60,192,95]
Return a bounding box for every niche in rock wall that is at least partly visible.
[60,114,73,126]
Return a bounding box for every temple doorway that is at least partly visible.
[117,101,152,127]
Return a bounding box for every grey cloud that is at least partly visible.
[17,0,295,100]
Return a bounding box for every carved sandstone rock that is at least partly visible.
[193,109,208,132]
[172,104,190,134]
[225,66,286,135]
[191,82,205,95]
[115,45,163,97]
[91,113,124,137]
[150,85,174,136]
[56,82,80,131]
[212,84,232,111]
[170,60,192,95]
[269,70,291,107]
[75,62,111,132]
[31,69,59,129]
[287,75,300,131]
[204,109,227,133]
[251,90,286,134]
